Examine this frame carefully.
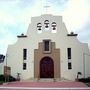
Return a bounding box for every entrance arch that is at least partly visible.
[40,57,54,78]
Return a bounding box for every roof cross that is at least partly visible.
[43,0,50,14]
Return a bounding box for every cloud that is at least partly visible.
[17,0,35,8]
[62,0,88,32]
[41,0,68,14]
[0,27,17,54]
[0,11,16,26]
[77,21,90,42]
[76,20,90,50]
[0,0,89,54]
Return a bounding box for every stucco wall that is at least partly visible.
[2,14,90,80]
[0,63,3,74]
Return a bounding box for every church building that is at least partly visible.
[1,14,90,81]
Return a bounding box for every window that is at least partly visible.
[67,48,71,59]
[68,62,72,69]
[23,49,27,60]
[37,23,42,30]
[52,22,56,30]
[52,22,57,33]
[23,63,26,70]
[43,40,51,53]
[44,20,49,28]
[44,40,49,51]
[37,23,42,33]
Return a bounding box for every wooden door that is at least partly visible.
[40,57,54,78]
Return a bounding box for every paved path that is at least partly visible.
[0,87,90,90]
[0,81,89,90]
[0,81,87,87]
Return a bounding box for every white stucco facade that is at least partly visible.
[2,14,90,81]
[0,63,4,74]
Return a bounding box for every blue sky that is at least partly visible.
[0,0,89,54]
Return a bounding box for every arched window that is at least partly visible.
[52,22,57,33]
[37,23,42,33]
[37,23,42,30]
[44,20,49,28]
[52,22,56,30]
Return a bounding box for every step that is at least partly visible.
[38,78,54,82]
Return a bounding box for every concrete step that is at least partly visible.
[38,78,55,82]
[23,78,71,82]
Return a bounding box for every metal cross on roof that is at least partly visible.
[43,0,50,14]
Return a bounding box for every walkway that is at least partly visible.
[0,81,89,90]
[0,81,87,87]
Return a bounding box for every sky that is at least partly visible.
[0,0,89,55]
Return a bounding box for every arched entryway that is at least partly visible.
[40,57,54,78]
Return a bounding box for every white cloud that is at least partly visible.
[0,29,17,54]
[0,0,89,54]
[62,0,88,32]
[0,11,16,26]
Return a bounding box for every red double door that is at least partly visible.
[40,57,54,78]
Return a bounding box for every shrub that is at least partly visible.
[0,75,5,81]
[0,81,4,84]
[78,78,90,83]
[9,75,16,82]
[0,74,16,82]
